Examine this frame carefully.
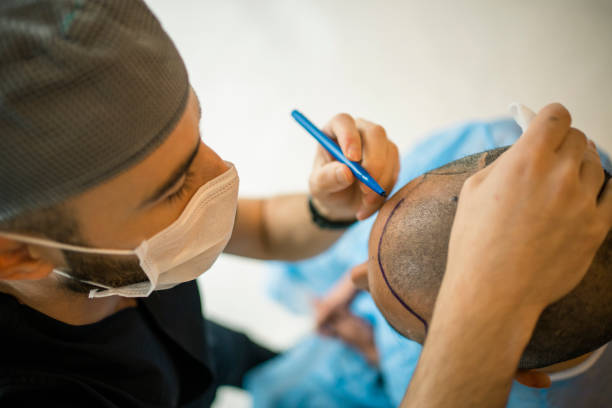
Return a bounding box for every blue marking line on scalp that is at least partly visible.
[377,197,429,333]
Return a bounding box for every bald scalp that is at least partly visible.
[376,147,612,369]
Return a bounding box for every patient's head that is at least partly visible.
[367,147,612,369]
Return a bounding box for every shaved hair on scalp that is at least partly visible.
[377,147,612,369]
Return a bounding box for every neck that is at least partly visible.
[0,274,137,326]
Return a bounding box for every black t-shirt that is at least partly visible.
[0,281,214,407]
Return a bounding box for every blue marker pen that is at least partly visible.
[292,109,387,197]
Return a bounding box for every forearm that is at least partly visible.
[224,194,346,261]
[401,272,542,407]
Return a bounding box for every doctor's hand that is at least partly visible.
[309,114,400,221]
[448,103,612,313]
[400,103,610,408]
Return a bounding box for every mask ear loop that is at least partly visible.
[0,231,135,256]
[52,269,115,298]
[0,231,140,298]
[0,232,144,298]
[53,269,154,299]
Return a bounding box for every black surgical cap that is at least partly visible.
[0,0,189,221]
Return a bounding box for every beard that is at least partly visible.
[58,250,148,294]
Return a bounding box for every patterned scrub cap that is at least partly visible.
[0,0,189,221]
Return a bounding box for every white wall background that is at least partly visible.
[146,1,612,406]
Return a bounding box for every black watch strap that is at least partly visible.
[308,197,357,230]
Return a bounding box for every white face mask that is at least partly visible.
[0,163,239,299]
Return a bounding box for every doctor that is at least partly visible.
[0,1,397,406]
[0,1,609,407]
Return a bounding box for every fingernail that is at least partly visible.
[336,168,348,184]
[348,147,360,161]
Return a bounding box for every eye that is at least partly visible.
[165,170,195,204]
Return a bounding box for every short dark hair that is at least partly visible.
[379,147,612,369]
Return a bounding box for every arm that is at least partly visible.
[225,114,400,261]
[402,277,541,406]
[224,195,344,261]
[402,103,612,407]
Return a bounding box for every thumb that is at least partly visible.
[515,370,551,389]
[310,161,355,195]
[350,262,370,291]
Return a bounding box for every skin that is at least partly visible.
[401,103,612,407]
[0,87,400,326]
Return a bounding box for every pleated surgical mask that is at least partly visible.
[0,163,239,298]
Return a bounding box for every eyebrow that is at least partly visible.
[140,141,201,207]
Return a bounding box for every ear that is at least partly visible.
[515,369,552,389]
[350,261,370,291]
[0,237,54,281]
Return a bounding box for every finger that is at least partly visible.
[389,144,401,190]
[314,298,336,329]
[374,141,400,195]
[318,323,336,337]
[315,290,353,328]
[356,143,398,219]
[515,370,552,389]
[557,128,587,164]
[315,302,334,328]
[309,161,355,195]
[313,145,333,167]
[580,140,605,193]
[354,121,392,218]
[357,118,388,178]
[356,185,385,220]
[323,113,362,162]
[518,103,572,153]
[350,262,370,291]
